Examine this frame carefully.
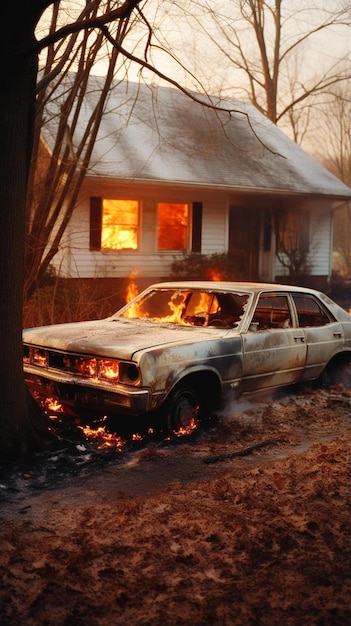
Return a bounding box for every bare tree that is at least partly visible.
[24,1,244,302]
[0,0,248,459]
[0,0,163,460]
[275,211,313,281]
[24,1,146,301]
[196,0,350,279]
[199,0,350,143]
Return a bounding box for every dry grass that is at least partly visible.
[23,281,121,328]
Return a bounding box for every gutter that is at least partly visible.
[85,175,351,201]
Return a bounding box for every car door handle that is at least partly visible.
[294,335,305,342]
[333,332,342,338]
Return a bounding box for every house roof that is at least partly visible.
[44,77,351,199]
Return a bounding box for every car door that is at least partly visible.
[241,293,307,393]
[291,293,344,381]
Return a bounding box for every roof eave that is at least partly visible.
[84,174,351,201]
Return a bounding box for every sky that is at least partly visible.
[36,0,351,154]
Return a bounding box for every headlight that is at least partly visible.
[98,359,119,381]
[97,359,141,385]
[23,345,141,387]
[119,362,141,385]
[23,345,31,364]
[32,347,48,367]
[71,356,97,377]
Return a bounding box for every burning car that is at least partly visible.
[23,281,351,435]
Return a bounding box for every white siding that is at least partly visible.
[51,179,334,282]
[274,201,332,278]
[201,202,227,254]
[52,183,230,279]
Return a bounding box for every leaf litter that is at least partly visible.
[0,383,350,625]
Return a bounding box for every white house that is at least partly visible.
[44,78,351,296]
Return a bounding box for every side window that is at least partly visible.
[251,294,292,331]
[292,295,332,327]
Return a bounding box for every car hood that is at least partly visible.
[23,318,231,360]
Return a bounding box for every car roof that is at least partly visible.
[147,281,321,296]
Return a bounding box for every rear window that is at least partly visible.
[292,294,333,327]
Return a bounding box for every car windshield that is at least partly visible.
[116,288,250,328]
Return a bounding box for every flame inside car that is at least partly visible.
[119,287,246,328]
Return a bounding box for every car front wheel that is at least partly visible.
[165,386,201,437]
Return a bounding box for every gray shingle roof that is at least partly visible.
[44,77,351,199]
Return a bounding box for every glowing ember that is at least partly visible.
[38,395,65,416]
[173,417,199,437]
[132,432,144,441]
[80,425,126,450]
[48,399,64,413]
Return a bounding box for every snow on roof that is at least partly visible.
[43,77,351,199]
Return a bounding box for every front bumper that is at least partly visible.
[24,366,151,416]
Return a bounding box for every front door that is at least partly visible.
[229,206,260,280]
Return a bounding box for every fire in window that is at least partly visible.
[157,203,188,250]
[101,199,139,250]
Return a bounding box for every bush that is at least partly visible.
[171,253,237,281]
[23,281,116,328]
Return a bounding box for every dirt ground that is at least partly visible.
[0,382,351,626]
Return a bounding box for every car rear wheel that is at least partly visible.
[320,356,351,387]
[166,386,201,437]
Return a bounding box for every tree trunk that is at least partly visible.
[0,3,52,459]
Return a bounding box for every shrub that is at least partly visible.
[171,253,237,281]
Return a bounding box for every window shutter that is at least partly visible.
[300,211,310,253]
[191,202,202,252]
[90,197,102,250]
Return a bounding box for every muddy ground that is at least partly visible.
[0,382,351,626]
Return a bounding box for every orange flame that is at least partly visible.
[40,396,65,416]
[124,271,144,318]
[158,292,188,324]
[80,425,126,450]
[207,268,222,281]
[125,271,139,303]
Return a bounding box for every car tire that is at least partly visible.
[321,358,351,387]
[165,386,201,437]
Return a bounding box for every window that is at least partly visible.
[90,197,139,251]
[119,288,248,328]
[101,199,139,250]
[292,295,332,327]
[251,294,292,330]
[90,198,202,252]
[157,203,188,250]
